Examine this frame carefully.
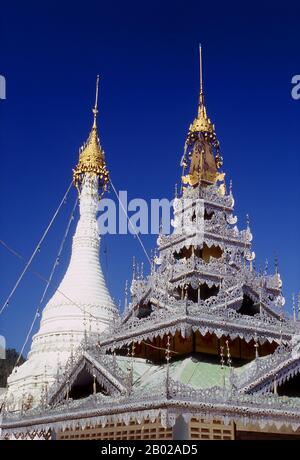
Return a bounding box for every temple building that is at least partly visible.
[1,51,300,440]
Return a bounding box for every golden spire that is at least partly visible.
[189,44,215,134]
[199,43,204,108]
[181,46,224,189]
[92,74,100,129]
[73,75,109,192]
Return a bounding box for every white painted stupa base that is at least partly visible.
[5,174,118,411]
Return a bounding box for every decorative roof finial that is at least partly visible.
[226,340,232,368]
[220,345,225,369]
[189,44,214,134]
[254,333,259,359]
[220,344,226,388]
[199,43,204,109]
[292,293,296,322]
[141,262,144,279]
[165,335,171,399]
[279,313,283,345]
[73,75,109,193]
[274,253,279,274]
[132,257,136,280]
[92,74,100,129]
[264,258,269,276]
[246,214,251,231]
[92,373,97,395]
[124,280,129,311]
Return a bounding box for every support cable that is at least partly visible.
[0,240,100,322]
[0,181,73,316]
[109,179,151,265]
[141,340,178,354]
[14,196,79,369]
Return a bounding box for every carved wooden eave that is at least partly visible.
[158,231,251,255]
[100,309,295,353]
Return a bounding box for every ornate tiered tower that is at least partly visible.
[122,46,286,354]
[5,77,118,411]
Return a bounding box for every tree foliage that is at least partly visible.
[0,348,25,387]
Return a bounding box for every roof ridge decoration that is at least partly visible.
[73,75,109,194]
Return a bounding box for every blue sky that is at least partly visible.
[0,0,300,354]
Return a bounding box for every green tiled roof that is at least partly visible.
[175,357,231,388]
[115,355,233,391]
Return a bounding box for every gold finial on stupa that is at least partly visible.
[189,44,215,134]
[91,75,99,127]
[73,75,109,192]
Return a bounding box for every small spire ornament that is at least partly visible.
[113,341,117,373]
[279,313,283,345]
[150,250,155,275]
[273,375,278,395]
[127,344,134,394]
[66,379,70,402]
[220,345,225,369]
[132,342,136,358]
[136,263,140,280]
[165,335,171,399]
[174,183,178,199]
[254,333,259,359]
[197,282,201,305]
[259,282,263,316]
[220,344,226,388]
[93,372,97,395]
[226,340,232,368]
[124,280,129,312]
[274,253,279,274]
[246,214,251,231]
[292,293,296,322]
[264,258,268,276]
[132,257,136,280]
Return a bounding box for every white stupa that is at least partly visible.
[5,77,118,411]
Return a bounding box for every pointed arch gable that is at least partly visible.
[49,352,127,406]
[240,354,300,395]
